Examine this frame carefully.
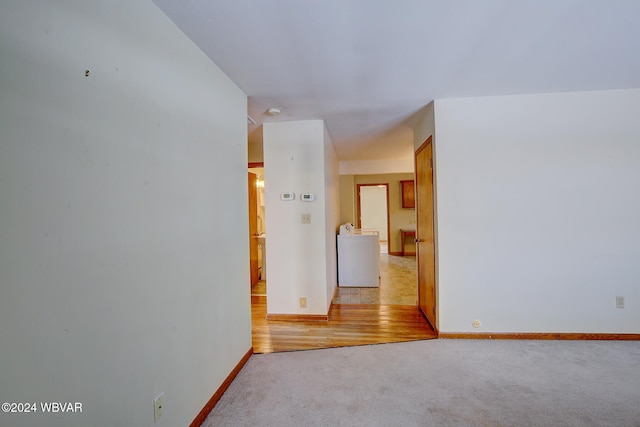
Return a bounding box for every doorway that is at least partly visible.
[248,164,266,296]
[333,182,418,306]
[357,184,390,254]
[415,136,436,330]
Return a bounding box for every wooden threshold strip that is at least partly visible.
[440,332,640,340]
[190,347,253,427]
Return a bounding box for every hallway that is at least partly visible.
[251,255,433,354]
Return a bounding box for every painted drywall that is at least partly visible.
[339,175,356,225]
[360,186,389,241]
[248,139,264,163]
[435,89,640,333]
[0,2,250,426]
[324,125,340,306]
[342,174,417,254]
[340,158,414,175]
[263,120,337,315]
[338,123,414,163]
[412,101,435,151]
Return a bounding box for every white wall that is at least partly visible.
[339,174,356,225]
[412,101,435,151]
[324,125,340,306]
[263,120,337,315]
[435,89,640,333]
[0,2,251,426]
[339,158,414,175]
[360,186,389,241]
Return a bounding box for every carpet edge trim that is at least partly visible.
[439,332,640,340]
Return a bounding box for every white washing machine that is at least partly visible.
[337,225,380,287]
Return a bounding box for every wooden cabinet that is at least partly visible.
[400,180,415,209]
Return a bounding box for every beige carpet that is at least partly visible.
[202,339,640,426]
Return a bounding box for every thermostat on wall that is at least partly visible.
[280,192,295,201]
[300,193,315,202]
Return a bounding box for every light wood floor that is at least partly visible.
[333,255,417,305]
[252,295,437,353]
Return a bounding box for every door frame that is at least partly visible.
[248,171,259,286]
[248,162,264,287]
[356,183,390,248]
[415,136,438,333]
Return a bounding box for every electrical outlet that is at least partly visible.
[299,297,307,308]
[154,392,164,423]
[301,213,311,224]
[472,320,481,328]
[616,296,624,309]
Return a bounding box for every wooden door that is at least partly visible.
[415,137,436,328]
[248,172,259,286]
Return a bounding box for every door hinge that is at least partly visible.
[430,158,433,168]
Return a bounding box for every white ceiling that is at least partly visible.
[153,0,640,161]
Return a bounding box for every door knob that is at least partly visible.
[414,238,422,243]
